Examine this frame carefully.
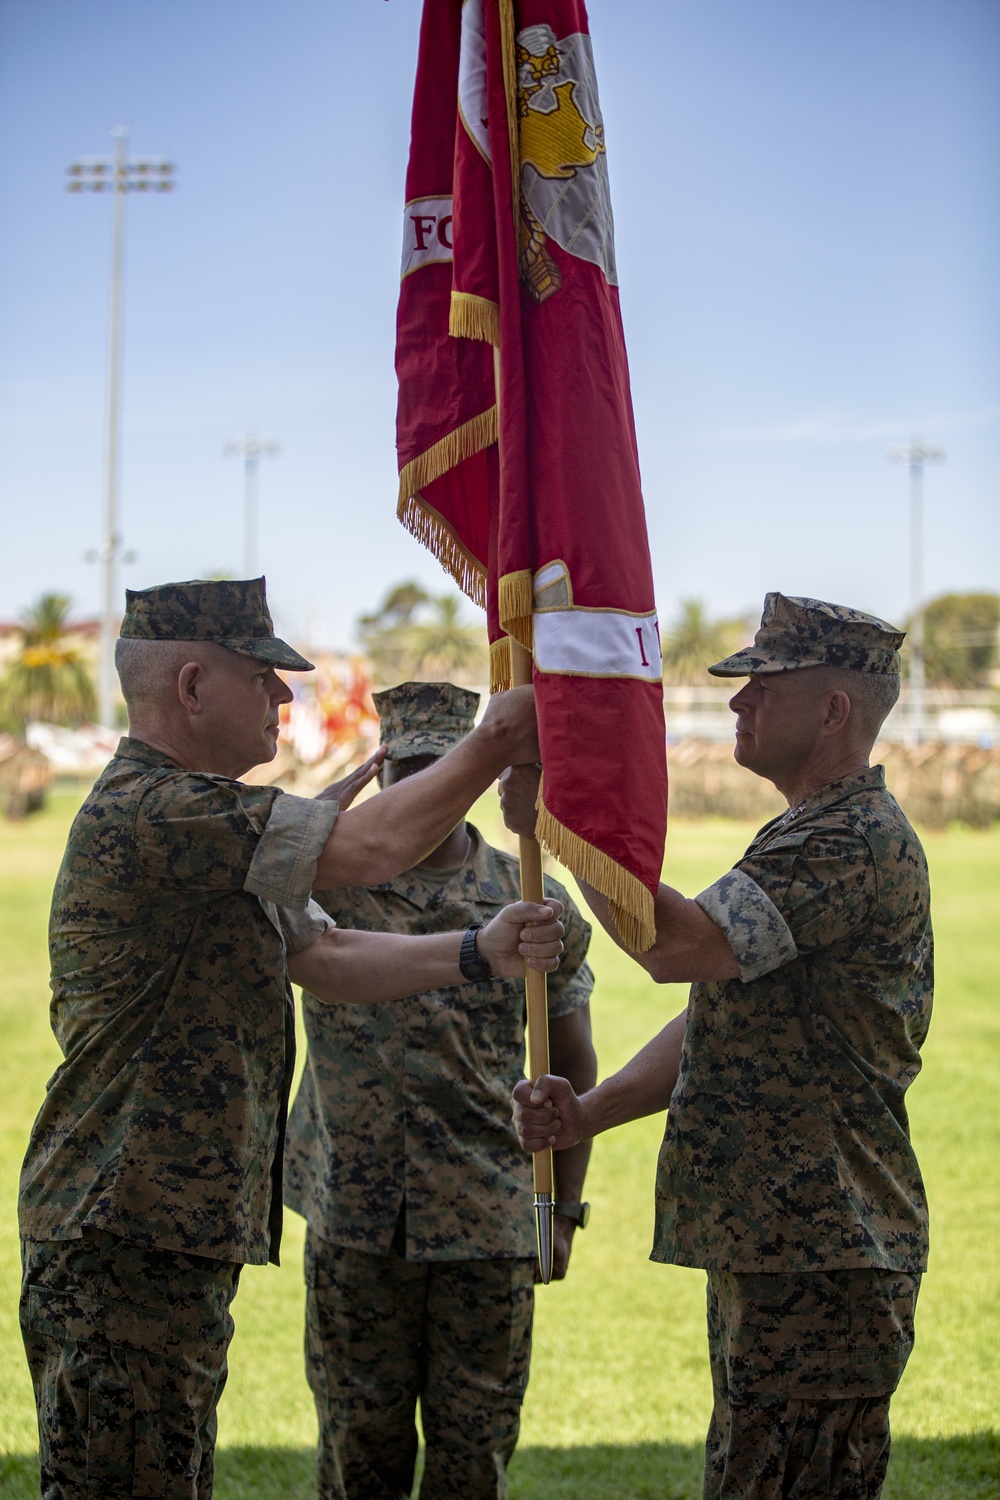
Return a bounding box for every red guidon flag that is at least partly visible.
[395,0,666,950]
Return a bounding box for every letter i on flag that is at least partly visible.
[395,0,668,1274]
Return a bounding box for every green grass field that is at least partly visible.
[1,789,998,1498]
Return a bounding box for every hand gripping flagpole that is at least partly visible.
[510,634,554,1284]
[490,326,554,1283]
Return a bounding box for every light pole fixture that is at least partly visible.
[67,128,175,729]
[888,437,945,743]
[223,430,281,578]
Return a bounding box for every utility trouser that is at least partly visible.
[20,1229,241,1500]
[704,1266,920,1500]
[303,1226,535,1500]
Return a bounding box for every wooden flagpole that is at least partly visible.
[510,635,554,1283]
[491,329,553,1281]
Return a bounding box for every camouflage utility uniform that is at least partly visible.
[284,828,593,1500]
[656,769,932,1499]
[19,579,333,1499]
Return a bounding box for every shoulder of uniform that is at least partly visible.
[483,841,520,872]
[476,846,581,897]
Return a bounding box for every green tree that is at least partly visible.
[356,581,432,683]
[661,598,751,686]
[356,581,487,686]
[918,592,999,690]
[0,594,97,732]
[408,593,487,681]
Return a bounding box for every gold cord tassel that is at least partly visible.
[489,636,512,693]
[498,570,533,652]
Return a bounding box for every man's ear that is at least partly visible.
[177,660,204,715]
[823,689,852,734]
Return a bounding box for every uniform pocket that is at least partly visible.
[27,1284,169,1353]
[453,983,525,1078]
[26,1285,169,1497]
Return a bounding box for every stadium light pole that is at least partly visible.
[67,128,175,728]
[888,437,945,743]
[223,430,281,577]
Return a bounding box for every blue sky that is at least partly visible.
[1,0,997,649]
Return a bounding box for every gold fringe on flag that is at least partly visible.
[535,797,657,954]
[397,493,487,608]
[498,569,533,651]
[397,407,498,606]
[489,636,512,693]
[497,0,521,233]
[397,407,497,509]
[450,292,500,346]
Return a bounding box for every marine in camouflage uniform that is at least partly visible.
[19,585,555,1500]
[510,596,932,1500]
[284,682,596,1500]
[19,580,336,1499]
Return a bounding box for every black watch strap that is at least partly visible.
[458,923,493,983]
[553,1200,590,1228]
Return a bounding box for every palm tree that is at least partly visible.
[661,598,748,686]
[0,594,97,732]
[408,594,487,682]
[355,583,487,685]
[356,581,433,683]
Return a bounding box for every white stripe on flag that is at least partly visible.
[400,197,454,279]
[533,608,662,681]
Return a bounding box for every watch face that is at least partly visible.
[459,925,491,981]
[579,1201,591,1228]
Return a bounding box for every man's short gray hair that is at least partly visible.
[832,669,900,741]
[115,637,197,710]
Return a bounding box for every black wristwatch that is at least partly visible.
[458,923,494,983]
[554,1201,590,1229]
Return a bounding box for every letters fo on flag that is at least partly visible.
[395,0,667,950]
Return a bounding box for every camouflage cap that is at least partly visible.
[372,681,481,761]
[708,593,905,677]
[120,577,313,671]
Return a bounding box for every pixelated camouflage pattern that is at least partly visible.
[303,1226,533,1500]
[703,1266,918,1499]
[653,766,932,1272]
[19,736,336,1265]
[708,592,905,677]
[21,1228,241,1499]
[695,867,798,983]
[284,825,594,1260]
[373,680,481,760]
[120,576,313,670]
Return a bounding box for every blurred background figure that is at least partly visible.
[284,680,597,1500]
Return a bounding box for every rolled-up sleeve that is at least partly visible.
[739,831,878,953]
[696,829,879,983]
[277,898,336,955]
[694,868,798,983]
[244,794,339,909]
